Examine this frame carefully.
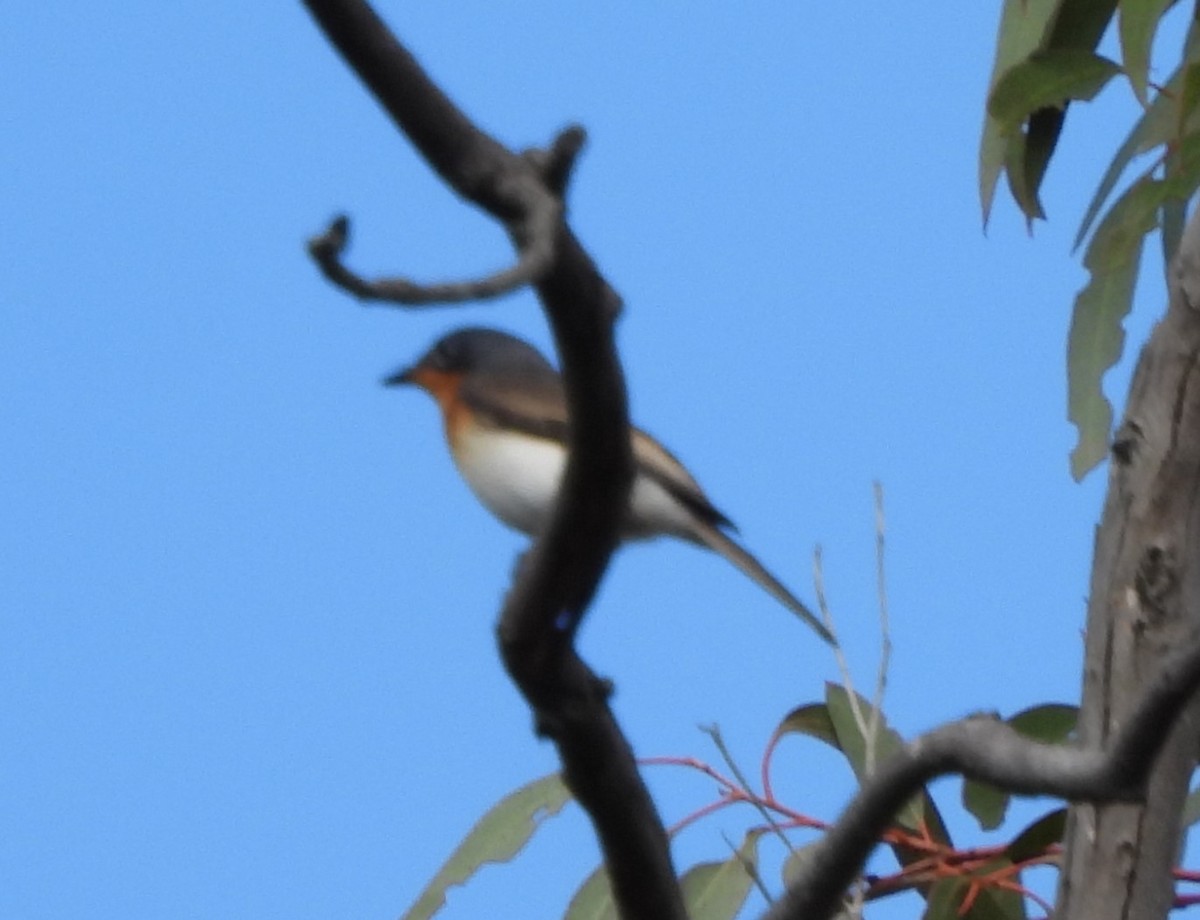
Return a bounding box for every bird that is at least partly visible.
[384,326,831,644]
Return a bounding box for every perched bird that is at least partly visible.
[385,327,831,644]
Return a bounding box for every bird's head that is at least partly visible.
[384,327,555,392]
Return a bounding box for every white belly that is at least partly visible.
[452,425,696,539]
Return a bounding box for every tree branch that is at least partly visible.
[300,2,683,917]
[303,126,588,306]
[306,210,556,305]
[764,626,1200,920]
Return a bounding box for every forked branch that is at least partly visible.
[301,1,682,917]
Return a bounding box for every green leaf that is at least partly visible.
[1046,0,1119,50]
[402,773,572,920]
[776,691,953,859]
[1180,59,1200,128]
[771,702,840,750]
[780,840,820,890]
[566,834,764,920]
[1076,22,1200,250]
[679,831,764,920]
[1002,107,1065,222]
[1005,808,1067,862]
[922,871,1027,920]
[988,49,1122,128]
[563,865,616,920]
[1067,259,1138,478]
[982,0,1120,225]
[980,0,1062,224]
[987,47,1120,224]
[824,685,951,846]
[1162,194,1187,263]
[1072,75,1175,248]
[1066,140,1200,479]
[825,684,904,781]
[1007,703,1078,742]
[1120,0,1180,104]
[963,777,1011,832]
[1068,173,1159,479]
[965,882,1028,920]
[923,878,969,920]
[1086,172,1162,268]
[963,705,1078,830]
[1157,127,1200,260]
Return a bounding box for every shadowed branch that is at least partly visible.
[301,1,681,917]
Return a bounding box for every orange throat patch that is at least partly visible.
[407,367,471,448]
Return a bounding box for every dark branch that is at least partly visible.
[764,626,1200,920]
[306,212,555,305]
[522,125,588,198]
[301,2,680,917]
[302,0,578,308]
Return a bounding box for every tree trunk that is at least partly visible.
[1057,208,1200,920]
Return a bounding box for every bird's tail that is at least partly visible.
[692,525,834,645]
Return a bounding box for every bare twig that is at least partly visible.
[866,481,892,774]
[306,210,557,305]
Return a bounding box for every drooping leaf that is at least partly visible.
[1007,703,1078,742]
[1005,808,1068,862]
[963,705,1077,830]
[1067,137,1200,479]
[1067,259,1138,478]
[1120,0,1181,104]
[1046,0,1120,50]
[824,685,951,847]
[988,49,1120,223]
[963,776,1011,832]
[1162,193,1188,263]
[1086,172,1164,268]
[1076,22,1200,250]
[563,865,616,920]
[1150,125,1200,262]
[964,879,1028,920]
[679,831,764,920]
[771,702,841,750]
[958,858,1030,920]
[780,840,820,890]
[825,685,905,782]
[980,0,1062,224]
[1068,173,1160,479]
[922,870,1027,920]
[923,878,970,920]
[1074,70,1179,250]
[566,834,764,920]
[1003,107,1066,222]
[983,0,1121,225]
[988,49,1122,129]
[402,773,572,920]
[1180,57,1200,127]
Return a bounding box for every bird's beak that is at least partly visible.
[383,366,416,387]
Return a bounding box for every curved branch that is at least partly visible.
[306,210,556,305]
[302,0,583,308]
[305,126,586,306]
[301,2,680,918]
[765,627,1200,920]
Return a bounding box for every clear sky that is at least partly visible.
[2,3,1185,919]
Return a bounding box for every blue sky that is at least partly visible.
[2,3,1183,918]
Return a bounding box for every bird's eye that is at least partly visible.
[432,341,462,372]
